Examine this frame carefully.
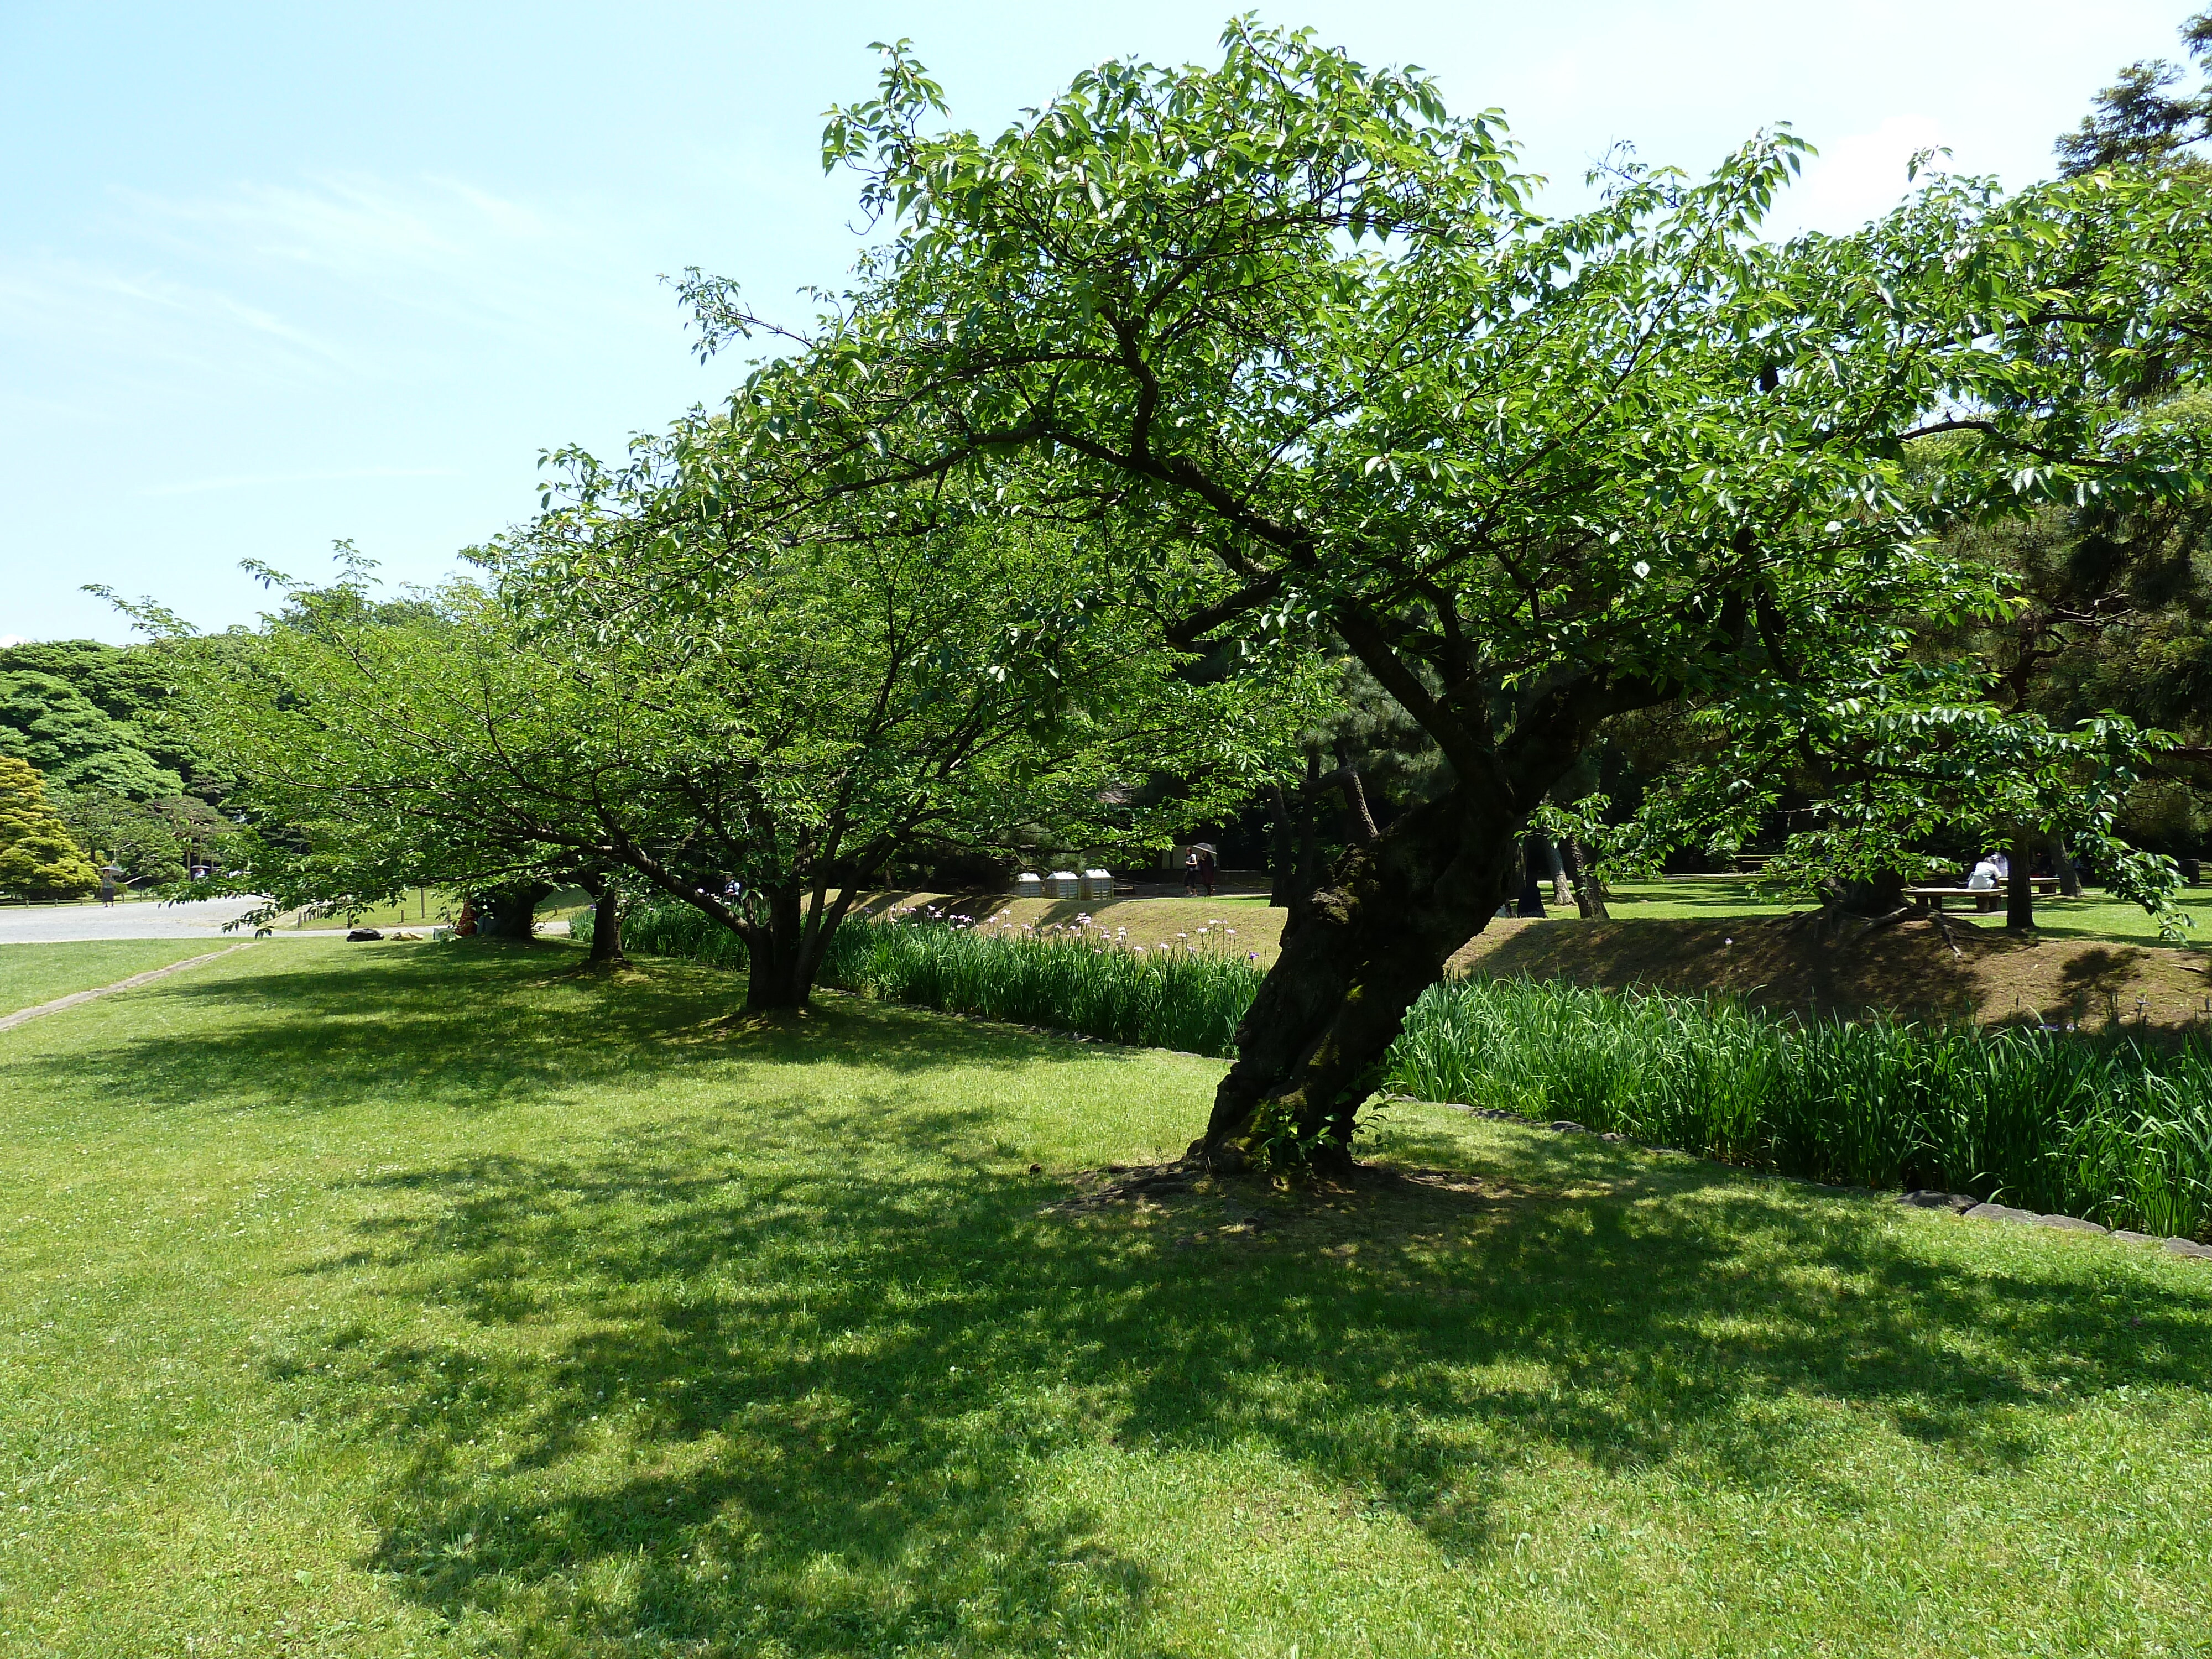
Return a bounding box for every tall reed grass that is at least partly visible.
[582,899,750,972]
[580,901,2212,1235]
[581,900,1265,1056]
[1386,977,2212,1239]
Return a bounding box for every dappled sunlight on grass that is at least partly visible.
[2,941,2209,1654]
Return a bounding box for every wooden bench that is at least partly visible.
[1908,878,2059,914]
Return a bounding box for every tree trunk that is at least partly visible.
[1820,869,1911,917]
[1545,834,1572,907]
[2006,831,2037,932]
[1272,760,1375,909]
[1194,785,1523,1172]
[1512,836,1548,916]
[1267,784,1298,909]
[578,873,625,964]
[1296,757,1324,901]
[476,883,549,941]
[1332,743,1380,845]
[2053,839,2081,898]
[745,889,807,1009]
[742,888,847,1011]
[1563,838,1610,919]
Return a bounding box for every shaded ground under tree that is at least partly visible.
[0,941,2206,1655]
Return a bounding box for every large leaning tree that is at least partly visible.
[648,23,2212,1166]
[145,505,1305,1008]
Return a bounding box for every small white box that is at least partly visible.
[1015,872,1043,899]
[1047,870,1081,899]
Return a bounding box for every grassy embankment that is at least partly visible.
[2,938,2209,1656]
[604,904,2212,1231]
[1603,877,2212,949]
[864,883,2212,1029]
[865,879,2212,962]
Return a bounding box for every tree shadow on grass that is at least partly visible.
[276,1103,2212,1653]
[30,946,1171,1123]
[27,944,2212,1652]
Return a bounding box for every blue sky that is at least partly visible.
[1,1,2194,643]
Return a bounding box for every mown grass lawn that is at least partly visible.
[2,941,2209,1657]
[0,940,230,1017]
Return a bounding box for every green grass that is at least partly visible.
[1605,878,2212,947]
[0,891,177,911]
[2,941,2210,1656]
[270,886,594,932]
[0,940,226,1016]
[280,885,455,929]
[605,910,2212,1228]
[1599,879,1807,921]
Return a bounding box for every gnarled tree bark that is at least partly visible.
[2006,830,2038,932]
[475,883,550,941]
[1194,669,1641,1172]
[739,884,860,1010]
[1194,784,1525,1171]
[1562,837,1610,919]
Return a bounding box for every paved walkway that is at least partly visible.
[0,898,321,945]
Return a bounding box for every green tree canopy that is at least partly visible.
[626,22,2212,1165]
[0,656,185,800]
[2058,7,2212,175]
[0,757,99,900]
[50,790,233,886]
[154,514,1310,1005]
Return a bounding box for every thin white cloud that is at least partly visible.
[134,466,463,498]
[0,249,373,390]
[0,173,671,431]
[1776,114,1952,236]
[107,172,662,338]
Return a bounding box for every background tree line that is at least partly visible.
[0,638,238,895]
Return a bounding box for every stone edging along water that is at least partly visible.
[1424,1098,2212,1265]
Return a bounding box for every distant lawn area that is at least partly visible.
[857,881,2212,968]
[1606,877,2212,950]
[859,889,1281,958]
[261,885,596,933]
[3,940,2209,1656]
